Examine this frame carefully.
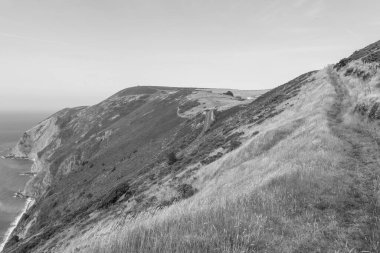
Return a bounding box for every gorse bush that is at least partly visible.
[177,184,197,199]
[167,151,178,165]
[223,91,234,97]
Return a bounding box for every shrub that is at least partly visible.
[7,235,19,247]
[158,197,178,209]
[230,140,242,150]
[223,91,234,96]
[167,152,177,165]
[98,182,132,209]
[177,183,197,199]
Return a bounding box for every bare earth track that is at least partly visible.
[328,69,380,252]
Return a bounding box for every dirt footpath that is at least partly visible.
[327,68,380,252]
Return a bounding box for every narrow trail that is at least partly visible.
[327,69,380,252]
[177,109,215,158]
[201,109,215,135]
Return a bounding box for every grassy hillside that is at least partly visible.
[4,41,380,253]
[75,63,380,252]
[3,87,265,253]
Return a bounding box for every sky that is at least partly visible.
[0,0,380,112]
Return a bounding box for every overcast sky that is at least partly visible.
[0,0,379,112]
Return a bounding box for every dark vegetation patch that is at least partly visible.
[166,151,178,165]
[251,131,260,137]
[211,106,244,130]
[223,91,234,96]
[6,235,19,248]
[354,103,369,116]
[335,40,380,70]
[354,102,380,121]
[344,67,371,81]
[177,184,197,199]
[229,140,242,151]
[368,103,380,120]
[362,51,380,64]
[201,152,223,165]
[97,182,133,209]
[158,197,178,209]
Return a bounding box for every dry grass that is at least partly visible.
[92,167,353,253]
[61,67,380,253]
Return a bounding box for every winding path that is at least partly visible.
[327,68,380,252]
[201,109,215,135]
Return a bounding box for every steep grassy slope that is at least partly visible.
[4,41,380,253]
[71,44,380,252]
[27,72,314,253]
[2,87,265,253]
[88,66,380,252]
[68,69,338,252]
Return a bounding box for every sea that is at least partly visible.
[0,112,50,249]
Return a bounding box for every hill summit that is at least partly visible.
[3,40,380,252]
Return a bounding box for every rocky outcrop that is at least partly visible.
[9,116,62,197]
[12,117,60,160]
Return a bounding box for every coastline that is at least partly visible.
[0,198,34,252]
[0,111,50,252]
[0,154,35,253]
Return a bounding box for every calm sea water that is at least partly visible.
[0,112,50,244]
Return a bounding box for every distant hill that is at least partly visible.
[3,40,380,252]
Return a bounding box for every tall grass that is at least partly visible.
[72,69,345,253]
[62,67,379,252]
[93,165,355,253]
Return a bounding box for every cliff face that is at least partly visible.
[12,116,59,159]
[11,115,64,197]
